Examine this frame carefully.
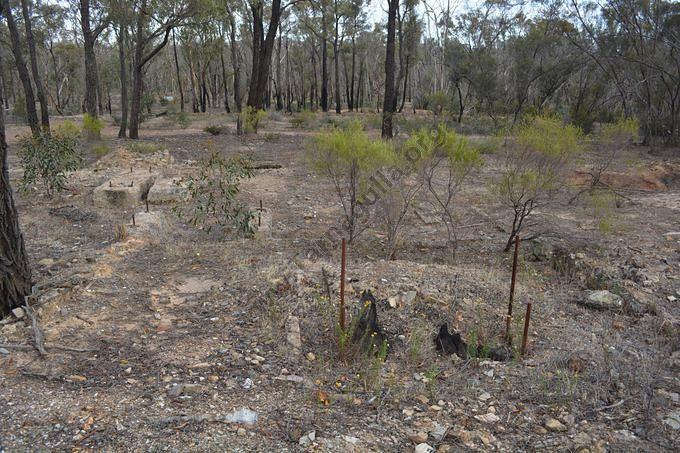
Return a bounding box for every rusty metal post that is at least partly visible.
[132,213,136,227]
[506,236,521,345]
[258,200,262,227]
[339,238,346,331]
[145,199,149,213]
[521,302,532,356]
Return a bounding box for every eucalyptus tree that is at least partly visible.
[79,0,109,133]
[1,0,40,135]
[128,0,196,139]
[0,50,32,317]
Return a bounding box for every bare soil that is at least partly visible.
[1,111,679,452]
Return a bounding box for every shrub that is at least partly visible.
[376,145,424,259]
[56,120,81,138]
[492,115,583,251]
[308,120,394,242]
[82,113,105,140]
[407,124,483,259]
[176,111,190,128]
[238,106,267,134]
[19,127,82,197]
[127,141,161,154]
[204,125,223,136]
[425,91,454,116]
[173,152,255,236]
[91,143,110,157]
[571,118,638,204]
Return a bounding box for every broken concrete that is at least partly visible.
[93,172,156,208]
[147,178,187,204]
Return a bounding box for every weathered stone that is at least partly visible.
[415,443,434,453]
[286,315,302,356]
[662,410,680,430]
[545,418,567,432]
[147,178,186,204]
[11,307,25,319]
[93,172,156,208]
[578,290,623,310]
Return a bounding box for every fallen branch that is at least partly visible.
[23,301,46,356]
[0,343,98,353]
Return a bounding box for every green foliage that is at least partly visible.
[175,111,190,128]
[405,124,482,258]
[127,141,161,154]
[589,191,616,234]
[19,128,82,197]
[239,106,267,134]
[82,113,105,140]
[264,132,280,142]
[597,118,638,147]
[492,115,583,250]
[308,120,394,241]
[425,90,453,115]
[56,120,81,138]
[90,142,111,157]
[204,125,223,135]
[173,152,255,237]
[141,93,154,112]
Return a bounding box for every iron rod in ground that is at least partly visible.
[521,302,532,356]
[506,236,521,345]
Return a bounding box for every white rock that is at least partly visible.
[415,443,434,453]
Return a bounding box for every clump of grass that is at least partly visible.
[127,141,161,154]
[264,132,280,142]
[91,143,110,157]
[204,125,223,136]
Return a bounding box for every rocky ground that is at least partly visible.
[1,111,679,452]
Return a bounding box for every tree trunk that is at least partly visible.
[0,51,32,317]
[398,56,409,113]
[226,5,242,112]
[381,0,398,139]
[118,23,128,138]
[21,0,49,130]
[220,49,231,113]
[172,30,184,112]
[333,10,341,114]
[128,0,174,139]
[246,0,283,111]
[79,0,101,136]
[2,0,39,135]
[321,23,329,112]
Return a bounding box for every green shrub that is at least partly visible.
[425,91,454,116]
[19,128,82,197]
[127,141,161,154]
[204,125,223,135]
[91,143,111,157]
[176,111,190,128]
[264,132,280,142]
[238,106,267,134]
[308,120,394,242]
[82,113,105,140]
[173,152,255,236]
[56,120,81,138]
[492,115,583,251]
[406,124,483,260]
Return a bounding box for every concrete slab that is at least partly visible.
[93,172,156,208]
[147,178,187,204]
